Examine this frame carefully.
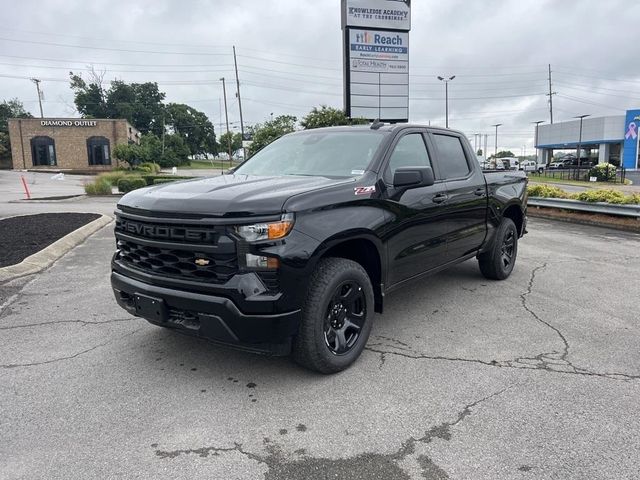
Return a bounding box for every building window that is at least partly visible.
[30,136,57,166]
[87,136,111,166]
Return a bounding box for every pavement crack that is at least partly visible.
[519,263,570,361]
[392,386,513,461]
[364,346,640,382]
[0,317,138,330]
[378,351,386,370]
[0,327,143,369]
[155,442,265,464]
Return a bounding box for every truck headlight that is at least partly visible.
[235,213,294,242]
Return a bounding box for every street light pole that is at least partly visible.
[574,114,590,180]
[492,123,502,160]
[532,120,544,168]
[220,77,232,171]
[437,75,455,128]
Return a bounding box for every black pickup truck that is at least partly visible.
[112,124,527,373]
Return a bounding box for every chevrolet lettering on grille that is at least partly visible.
[117,219,217,242]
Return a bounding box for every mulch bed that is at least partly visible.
[0,213,100,268]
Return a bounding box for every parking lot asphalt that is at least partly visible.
[1,216,639,480]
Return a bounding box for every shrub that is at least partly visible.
[527,184,569,198]
[139,162,161,174]
[96,170,129,186]
[588,163,617,182]
[141,175,193,186]
[117,176,147,193]
[571,189,640,204]
[153,178,179,185]
[571,189,628,204]
[84,178,113,195]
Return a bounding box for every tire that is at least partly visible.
[292,257,374,374]
[478,218,518,280]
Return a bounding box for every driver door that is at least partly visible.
[382,131,449,287]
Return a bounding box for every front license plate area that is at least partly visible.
[134,294,167,322]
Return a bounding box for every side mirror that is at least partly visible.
[393,166,435,189]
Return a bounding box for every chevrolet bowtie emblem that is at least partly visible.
[194,258,210,266]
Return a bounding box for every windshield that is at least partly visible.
[235,130,385,177]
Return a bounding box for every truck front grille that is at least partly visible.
[114,212,238,285]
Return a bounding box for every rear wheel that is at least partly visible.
[292,257,374,374]
[478,218,518,280]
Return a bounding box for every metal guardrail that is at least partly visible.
[528,197,640,218]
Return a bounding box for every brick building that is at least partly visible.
[7,118,140,171]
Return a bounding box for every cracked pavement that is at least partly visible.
[1,215,640,479]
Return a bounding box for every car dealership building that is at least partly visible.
[7,118,140,171]
[535,109,640,169]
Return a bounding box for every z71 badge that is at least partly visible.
[354,186,376,196]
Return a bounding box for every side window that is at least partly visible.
[385,133,431,182]
[432,134,470,179]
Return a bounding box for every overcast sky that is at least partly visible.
[2,0,639,153]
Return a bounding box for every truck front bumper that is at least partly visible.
[111,271,301,355]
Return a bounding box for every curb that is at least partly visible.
[528,207,640,233]
[0,214,114,283]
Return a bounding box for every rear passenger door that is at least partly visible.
[429,132,488,262]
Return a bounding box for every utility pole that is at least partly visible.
[30,78,44,118]
[547,64,556,124]
[437,75,455,128]
[484,134,488,161]
[220,77,232,170]
[492,124,502,159]
[232,46,246,161]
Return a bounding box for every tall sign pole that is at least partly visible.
[342,0,411,123]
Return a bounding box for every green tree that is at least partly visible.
[165,103,217,156]
[218,131,242,155]
[490,150,515,159]
[476,149,483,156]
[248,115,297,156]
[69,72,165,135]
[0,98,32,161]
[156,134,190,168]
[300,105,368,129]
[112,143,149,167]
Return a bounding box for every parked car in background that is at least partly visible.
[500,157,520,170]
[520,160,544,173]
[549,159,573,169]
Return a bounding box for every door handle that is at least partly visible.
[432,193,448,204]
[474,188,486,197]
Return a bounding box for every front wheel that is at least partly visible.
[478,218,518,280]
[292,257,374,374]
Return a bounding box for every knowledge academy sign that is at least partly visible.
[342,0,411,122]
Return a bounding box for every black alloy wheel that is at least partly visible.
[292,257,375,373]
[324,281,366,355]
[500,229,516,270]
[478,217,518,280]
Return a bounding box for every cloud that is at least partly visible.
[1,0,639,152]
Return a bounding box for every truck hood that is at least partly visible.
[118,174,355,217]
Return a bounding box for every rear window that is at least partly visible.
[432,134,470,179]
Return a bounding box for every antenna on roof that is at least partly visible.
[370,119,384,130]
